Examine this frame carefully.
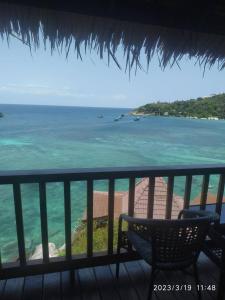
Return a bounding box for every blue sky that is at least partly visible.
[0,36,224,108]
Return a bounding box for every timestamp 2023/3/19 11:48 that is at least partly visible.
[153,284,216,292]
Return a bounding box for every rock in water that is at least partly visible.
[30,243,59,260]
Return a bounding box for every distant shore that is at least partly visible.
[133,93,225,120]
[130,111,222,120]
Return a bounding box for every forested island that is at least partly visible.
[134,93,225,119]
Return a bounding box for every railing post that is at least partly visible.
[147,177,155,218]
[183,175,192,209]
[200,175,209,210]
[165,176,174,219]
[216,174,225,216]
[128,177,135,217]
[13,183,26,266]
[0,250,2,269]
[87,179,93,257]
[39,182,49,263]
[64,181,72,260]
[108,179,115,255]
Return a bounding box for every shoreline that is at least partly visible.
[130,111,223,120]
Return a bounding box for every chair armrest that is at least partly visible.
[118,214,152,242]
[119,214,152,225]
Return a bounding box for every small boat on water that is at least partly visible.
[133,117,140,121]
[97,115,104,118]
[114,116,122,121]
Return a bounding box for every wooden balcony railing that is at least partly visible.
[0,164,225,279]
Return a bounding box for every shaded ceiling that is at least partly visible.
[0,0,225,72]
[1,0,225,36]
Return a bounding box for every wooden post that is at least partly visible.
[200,175,209,210]
[87,180,93,257]
[128,177,135,217]
[39,182,49,263]
[184,175,192,209]
[165,177,174,219]
[64,181,72,260]
[216,174,225,215]
[147,177,155,218]
[108,179,115,255]
[13,183,26,266]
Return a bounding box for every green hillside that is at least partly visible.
[135,93,225,119]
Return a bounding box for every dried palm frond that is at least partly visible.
[0,2,225,73]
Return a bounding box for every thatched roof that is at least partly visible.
[122,177,184,219]
[1,1,225,73]
[82,191,125,221]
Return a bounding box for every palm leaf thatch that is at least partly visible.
[0,2,225,73]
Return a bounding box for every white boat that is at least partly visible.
[114,116,122,121]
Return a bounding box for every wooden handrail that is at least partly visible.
[0,164,225,184]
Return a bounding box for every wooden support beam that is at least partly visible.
[200,175,209,210]
[184,175,192,209]
[128,177,135,217]
[64,181,72,260]
[39,182,49,263]
[13,183,26,266]
[147,176,155,218]
[108,179,115,255]
[87,180,93,257]
[165,176,174,219]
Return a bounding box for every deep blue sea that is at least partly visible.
[1,104,225,261]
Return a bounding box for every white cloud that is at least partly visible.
[0,83,127,102]
[0,83,95,98]
[111,94,127,101]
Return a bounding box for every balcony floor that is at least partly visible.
[0,254,223,300]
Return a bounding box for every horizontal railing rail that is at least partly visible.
[1,164,225,184]
[0,164,225,279]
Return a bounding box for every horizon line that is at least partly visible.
[0,103,134,110]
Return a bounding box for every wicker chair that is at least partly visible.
[116,210,212,300]
[203,223,225,300]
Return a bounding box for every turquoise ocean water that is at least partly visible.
[1,104,225,261]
